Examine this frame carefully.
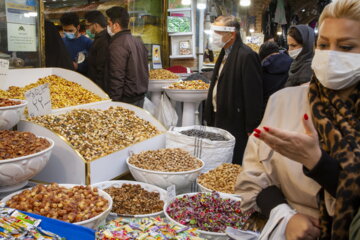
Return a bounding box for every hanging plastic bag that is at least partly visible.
[143,97,156,116]
[155,93,178,129]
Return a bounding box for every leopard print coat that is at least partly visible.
[309,78,360,239]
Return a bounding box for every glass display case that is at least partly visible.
[0,0,42,68]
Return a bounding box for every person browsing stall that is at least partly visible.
[105,7,149,107]
[236,0,360,239]
[204,16,263,165]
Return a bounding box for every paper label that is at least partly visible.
[0,59,9,85]
[25,83,52,117]
[167,185,176,201]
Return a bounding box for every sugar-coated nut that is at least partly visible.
[30,107,160,162]
[0,130,50,160]
[6,183,109,223]
[129,148,203,172]
[0,75,105,109]
[198,163,242,194]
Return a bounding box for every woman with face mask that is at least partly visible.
[235,0,359,239]
[285,25,315,87]
[204,16,263,165]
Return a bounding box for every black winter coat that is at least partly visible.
[87,30,109,91]
[204,35,264,164]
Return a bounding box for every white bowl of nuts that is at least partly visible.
[127,148,204,190]
[0,131,54,191]
[1,183,113,229]
[0,99,27,130]
[92,180,167,218]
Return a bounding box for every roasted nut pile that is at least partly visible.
[30,107,160,162]
[129,148,203,172]
[149,69,179,80]
[180,129,228,141]
[0,75,105,109]
[6,183,109,223]
[198,163,242,194]
[104,184,164,215]
[168,80,209,90]
[0,130,50,160]
[0,98,21,107]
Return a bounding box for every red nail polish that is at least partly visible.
[254,129,261,134]
[254,133,260,138]
[263,127,270,132]
[304,114,309,120]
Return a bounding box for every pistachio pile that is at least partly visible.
[168,80,209,90]
[30,107,160,161]
[198,163,242,194]
[149,69,179,80]
[129,148,203,172]
[0,75,105,109]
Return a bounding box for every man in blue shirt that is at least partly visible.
[60,12,92,75]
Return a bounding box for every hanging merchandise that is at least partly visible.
[274,0,287,25]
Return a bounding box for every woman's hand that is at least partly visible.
[285,213,321,240]
[253,114,322,170]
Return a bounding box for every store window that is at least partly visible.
[0,0,42,68]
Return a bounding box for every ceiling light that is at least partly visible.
[197,3,206,9]
[240,0,251,7]
[181,0,191,5]
[249,28,254,33]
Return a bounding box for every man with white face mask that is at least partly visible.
[204,16,263,165]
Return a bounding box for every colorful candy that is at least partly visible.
[166,192,254,233]
[96,217,205,240]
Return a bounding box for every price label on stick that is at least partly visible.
[0,59,9,84]
[167,185,176,201]
[25,83,52,117]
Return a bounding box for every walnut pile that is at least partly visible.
[168,80,209,90]
[198,163,242,194]
[0,130,50,160]
[149,69,179,80]
[6,183,109,223]
[30,107,160,162]
[104,184,164,215]
[0,75,106,109]
[129,148,203,172]
[0,98,21,107]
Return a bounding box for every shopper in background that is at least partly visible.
[105,7,149,107]
[85,11,109,91]
[285,25,315,87]
[236,0,360,239]
[259,41,293,107]
[44,20,74,70]
[60,12,92,75]
[204,16,263,165]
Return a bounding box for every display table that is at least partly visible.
[148,79,180,106]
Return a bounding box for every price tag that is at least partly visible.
[0,59,9,84]
[25,83,52,117]
[167,185,176,201]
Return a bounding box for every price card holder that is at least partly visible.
[167,185,176,202]
[25,83,52,117]
[0,59,9,89]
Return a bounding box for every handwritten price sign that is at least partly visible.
[25,83,52,117]
[0,59,9,84]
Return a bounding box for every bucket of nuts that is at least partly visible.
[0,130,54,190]
[1,183,113,229]
[127,148,204,190]
[0,98,27,130]
[92,180,167,218]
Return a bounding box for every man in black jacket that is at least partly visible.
[204,16,263,165]
[85,11,109,91]
[105,7,148,107]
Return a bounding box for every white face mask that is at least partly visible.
[210,32,230,50]
[107,25,115,37]
[311,49,360,90]
[288,48,302,59]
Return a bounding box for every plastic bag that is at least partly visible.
[155,94,178,129]
[143,97,156,116]
[166,125,235,172]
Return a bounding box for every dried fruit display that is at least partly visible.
[128,148,203,172]
[167,80,209,90]
[0,75,105,109]
[104,184,164,215]
[30,107,160,162]
[149,69,179,80]
[0,130,50,160]
[198,163,242,194]
[180,129,228,141]
[0,98,21,107]
[6,183,109,223]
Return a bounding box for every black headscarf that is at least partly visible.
[285,25,315,87]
